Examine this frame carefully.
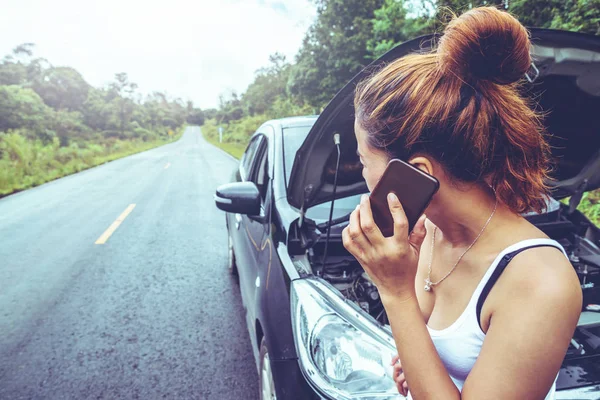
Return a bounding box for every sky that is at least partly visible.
[0,0,316,109]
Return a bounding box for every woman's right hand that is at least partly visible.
[391,354,409,397]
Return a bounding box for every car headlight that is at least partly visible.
[291,277,401,400]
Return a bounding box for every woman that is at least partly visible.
[342,6,582,399]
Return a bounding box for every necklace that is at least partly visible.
[424,195,498,293]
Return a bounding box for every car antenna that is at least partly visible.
[319,133,341,276]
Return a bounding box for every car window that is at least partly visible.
[250,141,269,202]
[240,136,262,180]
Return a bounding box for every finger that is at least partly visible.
[394,373,403,384]
[396,380,404,395]
[393,363,403,376]
[342,225,364,259]
[408,213,427,251]
[359,194,383,245]
[397,372,405,384]
[396,380,403,395]
[347,205,370,250]
[387,193,409,241]
[398,373,407,396]
[394,375,405,387]
[395,374,407,397]
[342,226,354,251]
[390,354,400,366]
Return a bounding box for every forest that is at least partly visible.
[203,0,599,151]
[200,0,600,222]
[0,43,204,196]
[2,0,598,217]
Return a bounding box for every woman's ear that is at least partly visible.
[408,156,435,176]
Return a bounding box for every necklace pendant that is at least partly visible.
[424,279,432,292]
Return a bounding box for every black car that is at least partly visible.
[215,29,600,400]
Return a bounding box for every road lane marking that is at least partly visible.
[164,162,171,169]
[95,204,136,245]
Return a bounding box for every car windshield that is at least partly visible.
[282,125,313,187]
[305,194,362,221]
[282,125,365,221]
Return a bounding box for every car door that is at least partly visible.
[241,134,272,331]
[231,135,264,309]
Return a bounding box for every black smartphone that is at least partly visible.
[369,159,439,237]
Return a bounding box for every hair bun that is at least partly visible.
[438,7,531,85]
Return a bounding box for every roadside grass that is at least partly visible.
[204,137,246,159]
[580,191,600,225]
[562,190,600,226]
[201,118,250,160]
[0,127,185,197]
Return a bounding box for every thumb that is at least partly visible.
[409,214,427,251]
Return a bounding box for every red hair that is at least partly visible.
[354,7,551,214]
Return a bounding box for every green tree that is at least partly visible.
[288,0,385,107]
[0,62,27,86]
[50,110,88,146]
[187,108,205,125]
[31,67,90,111]
[0,41,193,196]
[242,52,291,116]
[138,92,187,133]
[164,99,187,129]
[0,85,50,135]
[141,92,169,130]
[204,108,218,120]
[367,0,599,61]
[0,43,36,85]
[367,0,436,57]
[12,43,35,60]
[82,88,113,132]
[216,91,244,124]
[26,57,51,84]
[510,0,600,35]
[109,72,138,137]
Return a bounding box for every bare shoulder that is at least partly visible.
[467,245,583,399]
[506,246,580,295]
[494,246,582,318]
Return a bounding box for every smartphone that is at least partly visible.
[369,159,439,237]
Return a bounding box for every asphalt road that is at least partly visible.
[0,127,259,399]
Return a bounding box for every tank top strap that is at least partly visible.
[472,238,567,330]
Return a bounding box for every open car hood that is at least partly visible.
[288,29,600,210]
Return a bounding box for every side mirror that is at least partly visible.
[215,182,261,216]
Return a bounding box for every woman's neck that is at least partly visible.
[426,184,519,248]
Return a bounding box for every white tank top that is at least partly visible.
[415,238,567,399]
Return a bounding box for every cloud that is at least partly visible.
[0,0,316,109]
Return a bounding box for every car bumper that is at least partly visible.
[271,358,323,400]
